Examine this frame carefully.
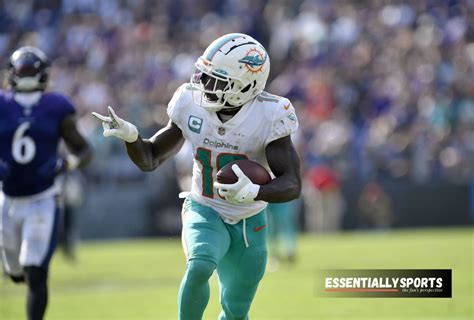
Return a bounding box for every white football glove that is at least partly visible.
[92,106,138,143]
[214,164,260,204]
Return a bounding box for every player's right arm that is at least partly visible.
[92,107,184,171]
[125,119,184,171]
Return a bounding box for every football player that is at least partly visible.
[93,33,300,319]
[0,46,92,320]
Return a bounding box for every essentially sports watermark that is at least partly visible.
[316,269,451,298]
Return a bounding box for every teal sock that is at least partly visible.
[178,259,216,320]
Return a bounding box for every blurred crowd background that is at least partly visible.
[1,0,473,236]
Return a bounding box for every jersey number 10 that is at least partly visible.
[12,122,36,164]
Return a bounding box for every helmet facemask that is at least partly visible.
[190,58,257,112]
[10,74,45,92]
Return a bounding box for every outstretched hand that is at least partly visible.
[92,106,139,143]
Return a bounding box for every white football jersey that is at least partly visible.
[168,84,299,223]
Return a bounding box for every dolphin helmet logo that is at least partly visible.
[238,48,266,74]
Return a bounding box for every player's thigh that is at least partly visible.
[216,234,267,318]
[1,195,23,274]
[1,194,18,250]
[181,198,230,264]
[20,196,59,268]
[218,211,268,285]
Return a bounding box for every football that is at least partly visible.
[216,159,272,185]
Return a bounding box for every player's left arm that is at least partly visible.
[60,114,93,170]
[255,135,301,202]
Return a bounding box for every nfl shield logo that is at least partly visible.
[218,127,225,135]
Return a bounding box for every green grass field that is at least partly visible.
[1,228,473,319]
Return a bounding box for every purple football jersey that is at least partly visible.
[0,90,75,196]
